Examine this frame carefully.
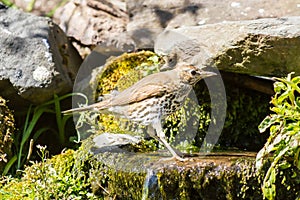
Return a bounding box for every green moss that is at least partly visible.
[153,157,261,199]
[87,153,147,199]
[0,148,100,199]
[81,133,263,200]
[221,86,270,150]
[0,149,263,199]
[191,78,270,151]
[163,96,210,152]
[95,51,160,97]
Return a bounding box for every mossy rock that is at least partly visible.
[1,143,299,199]
[83,136,299,199]
[0,96,15,174]
[95,51,161,96]
[83,136,262,200]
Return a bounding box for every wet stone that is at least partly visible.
[84,137,261,199]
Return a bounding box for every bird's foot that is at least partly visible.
[173,154,188,162]
[159,154,188,162]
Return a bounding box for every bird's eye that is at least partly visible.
[190,70,197,75]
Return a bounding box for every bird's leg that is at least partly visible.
[150,122,186,162]
[147,125,160,140]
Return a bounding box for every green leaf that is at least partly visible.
[295,97,300,109]
[2,155,17,176]
[291,76,300,84]
[262,168,276,200]
[295,148,300,170]
[258,72,300,200]
[255,147,266,170]
[273,81,286,93]
[258,115,279,133]
[278,162,291,170]
[269,167,276,184]
[277,90,289,104]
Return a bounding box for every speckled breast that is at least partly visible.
[160,83,192,116]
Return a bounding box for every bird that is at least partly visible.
[63,63,216,161]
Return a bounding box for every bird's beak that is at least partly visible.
[201,71,217,78]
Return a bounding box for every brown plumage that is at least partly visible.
[63,63,216,161]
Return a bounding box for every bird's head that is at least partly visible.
[177,64,217,85]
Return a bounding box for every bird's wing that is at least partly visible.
[62,70,179,114]
[105,71,177,107]
[61,82,166,114]
[112,84,165,105]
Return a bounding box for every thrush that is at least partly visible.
[63,63,216,161]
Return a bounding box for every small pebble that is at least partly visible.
[230,2,241,8]
[240,11,247,16]
[198,19,207,25]
[258,8,265,14]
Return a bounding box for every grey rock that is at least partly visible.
[127,0,300,49]
[53,0,135,53]
[0,4,82,108]
[155,17,300,76]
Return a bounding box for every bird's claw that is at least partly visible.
[159,155,188,162]
[173,155,188,162]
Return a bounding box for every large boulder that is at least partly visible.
[155,17,300,77]
[0,3,82,109]
[127,0,300,49]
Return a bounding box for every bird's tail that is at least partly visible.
[62,104,96,115]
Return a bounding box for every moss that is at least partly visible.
[0,96,15,174]
[85,149,262,199]
[221,85,270,151]
[95,50,160,97]
[81,135,261,199]
[0,148,100,199]
[1,149,262,199]
[87,153,147,199]
[156,158,258,199]
[192,78,270,151]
